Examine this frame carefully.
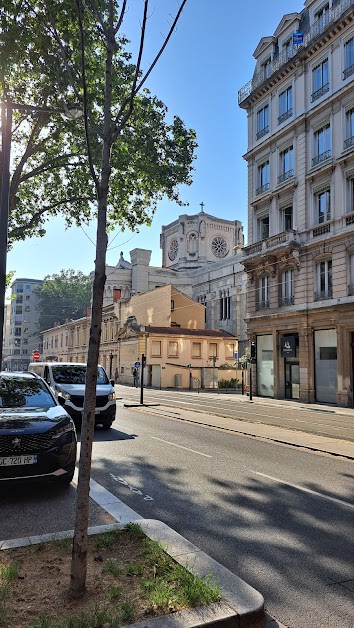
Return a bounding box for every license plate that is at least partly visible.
[0,455,37,466]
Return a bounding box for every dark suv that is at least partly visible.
[0,372,77,485]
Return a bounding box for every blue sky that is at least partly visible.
[7,0,298,287]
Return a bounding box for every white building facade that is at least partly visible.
[239,0,354,406]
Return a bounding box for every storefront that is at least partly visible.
[314,329,337,404]
[280,333,300,400]
[256,334,274,397]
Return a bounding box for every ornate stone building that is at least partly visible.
[238,0,354,406]
[98,208,247,353]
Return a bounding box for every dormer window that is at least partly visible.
[314,3,330,31]
[261,57,272,79]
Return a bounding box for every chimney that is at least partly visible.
[113,288,121,302]
[87,307,91,318]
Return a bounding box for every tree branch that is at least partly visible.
[19,153,84,183]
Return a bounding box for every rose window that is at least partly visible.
[168,239,179,261]
[211,236,228,258]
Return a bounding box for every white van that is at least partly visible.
[28,362,116,429]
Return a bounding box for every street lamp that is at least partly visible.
[0,100,82,369]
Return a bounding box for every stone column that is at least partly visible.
[130,249,152,295]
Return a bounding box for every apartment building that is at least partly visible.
[4,278,43,371]
[238,0,354,406]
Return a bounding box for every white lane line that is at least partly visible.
[151,436,212,458]
[253,471,354,510]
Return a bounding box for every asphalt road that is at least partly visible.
[117,384,354,443]
[1,395,354,627]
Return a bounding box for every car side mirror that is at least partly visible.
[110,379,115,386]
[58,396,66,406]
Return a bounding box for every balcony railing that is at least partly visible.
[311,83,329,102]
[314,289,333,301]
[343,63,354,79]
[238,0,354,105]
[278,169,294,184]
[344,136,354,149]
[346,213,354,226]
[312,223,331,237]
[255,182,270,196]
[256,300,270,311]
[243,229,299,257]
[278,109,292,124]
[312,150,331,167]
[279,296,295,307]
[256,126,269,140]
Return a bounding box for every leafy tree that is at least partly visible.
[3,0,195,598]
[35,270,91,332]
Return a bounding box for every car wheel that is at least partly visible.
[59,470,75,486]
[101,420,113,430]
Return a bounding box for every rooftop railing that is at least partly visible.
[238,0,354,104]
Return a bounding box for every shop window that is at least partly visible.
[314,329,337,404]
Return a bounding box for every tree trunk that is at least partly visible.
[69,7,114,599]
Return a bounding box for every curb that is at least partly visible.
[0,521,265,627]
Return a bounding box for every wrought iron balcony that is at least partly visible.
[256,126,269,140]
[255,182,270,196]
[314,289,333,301]
[344,136,354,149]
[311,83,329,102]
[238,0,354,105]
[279,296,295,307]
[312,150,331,167]
[343,63,354,79]
[256,300,270,311]
[278,109,292,124]
[278,169,294,184]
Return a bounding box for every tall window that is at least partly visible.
[257,104,269,140]
[347,177,354,214]
[283,206,293,230]
[256,161,270,195]
[349,254,354,296]
[257,275,269,310]
[282,38,292,59]
[192,342,202,358]
[261,57,271,79]
[316,189,331,223]
[257,214,269,241]
[344,37,354,79]
[312,59,329,101]
[313,124,331,166]
[168,341,178,357]
[279,86,292,123]
[278,146,294,183]
[209,343,218,358]
[219,290,231,321]
[280,269,294,306]
[344,109,354,149]
[314,3,330,31]
[315,259,332,300]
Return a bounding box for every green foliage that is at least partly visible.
[102,558,123,578]
[1,0,197,244]
[218,378,240,389]
[35,269,91,331]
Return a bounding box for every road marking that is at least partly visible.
[253,471,354,510]
[110,474,154,500]
[151,436,212,458]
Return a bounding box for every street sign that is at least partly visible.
[292,32,303,45]
[32,351,40,361]
[134,361,141,368]
[234,351,238,360]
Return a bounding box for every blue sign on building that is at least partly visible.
[292,32,304,45]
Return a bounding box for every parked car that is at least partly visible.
[28,362,116,429]
[0,372,77,485]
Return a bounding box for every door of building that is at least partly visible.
[351,333,354,407]
[285,361,300,400]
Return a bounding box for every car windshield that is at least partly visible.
[51,366,109,385]
[0,377,54,409]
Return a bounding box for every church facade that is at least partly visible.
[99,208,248,352]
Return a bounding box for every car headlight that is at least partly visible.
[108,392,116,401]
[58,391,71,401]
[51,420,75,440]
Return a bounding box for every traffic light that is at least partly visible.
[250,341,256,360]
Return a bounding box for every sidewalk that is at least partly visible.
[123,394,354,460]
